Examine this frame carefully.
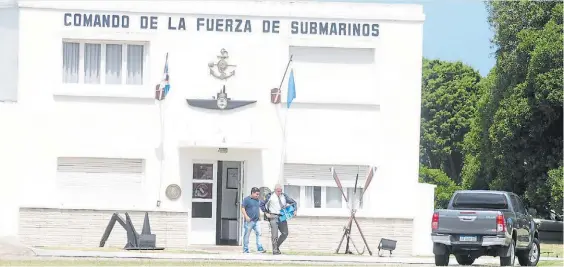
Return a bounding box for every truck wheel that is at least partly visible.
[455,255,475,265]
[434,253,450,266]
[517,238,540,266]
[500,239,515,266]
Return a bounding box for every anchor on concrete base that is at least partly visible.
[99,212,164,251]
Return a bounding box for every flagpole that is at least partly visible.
[277,56,294,185]
[156,53,169,207]
[157,97,164,206]
[274,55,293,105]
[278,107,290,184]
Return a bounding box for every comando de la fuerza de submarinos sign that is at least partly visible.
[63,13,380,37]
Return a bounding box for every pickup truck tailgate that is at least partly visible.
[435,209,500,235]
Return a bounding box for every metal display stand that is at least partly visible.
[332,166,377,256]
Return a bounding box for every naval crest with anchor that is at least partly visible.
[185,49,256,110]
[208,48,236,80]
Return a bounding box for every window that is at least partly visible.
[452,192,508,210]
[308,186,322,208]
[56,157,145,207]
[284,185,364,210]
[284,185,301,208]
[192,163,214,219]
[56,157,144,187]
[516,196,526,214]
[62,42,79,83]
[347,187,364,209]
[62,41,146,85]
[326,187,342,208]
[510,195,525,214]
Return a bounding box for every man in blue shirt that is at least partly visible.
[241,187,266,253]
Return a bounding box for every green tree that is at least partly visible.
[420,59,482,184]
[461,69,498,190]
[419,166,461,209]
[462,1,563,216]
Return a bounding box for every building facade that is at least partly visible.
[0,0,435,256]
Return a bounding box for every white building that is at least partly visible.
[0,0,435,256]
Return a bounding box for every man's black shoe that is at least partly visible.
[273,250,281,255]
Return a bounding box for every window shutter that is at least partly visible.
[284,163,368,187]
[57,157,144,187]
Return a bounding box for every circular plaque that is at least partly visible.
[165,184,182,200]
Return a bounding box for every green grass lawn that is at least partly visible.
[0,259,371,267]
[539,259,564,266]
[537,242,563,267]
[541,242,564,258]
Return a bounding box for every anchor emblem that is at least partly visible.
[208,48,236,80]
[187,50,254,110]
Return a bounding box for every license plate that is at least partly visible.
[459,236,477,242]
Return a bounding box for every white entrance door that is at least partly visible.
[237,161,245,245]
[190,160,217,245]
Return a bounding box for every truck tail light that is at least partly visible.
[432,212,439,230]
[496,213,506,232]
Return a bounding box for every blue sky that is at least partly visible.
[323,0,496,76]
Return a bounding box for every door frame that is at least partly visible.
[215,160,245,246]
[190,159,218,245]
[237,160,245,246]
[215,161,224,245]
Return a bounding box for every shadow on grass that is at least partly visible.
[0,259,372,267]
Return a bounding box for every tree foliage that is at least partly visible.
[420,59,482,184]
[461,0,563,216]
[419,166,461,209]
[420,1,562,215]
[548,166,563,213]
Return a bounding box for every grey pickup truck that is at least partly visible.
[431,190,540,266]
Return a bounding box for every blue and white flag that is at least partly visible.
[156,53,170,101]
[287,69,296,108]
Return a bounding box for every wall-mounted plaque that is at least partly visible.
[165,184,182,200]
[193,163,213,180]
[193,182,213,199]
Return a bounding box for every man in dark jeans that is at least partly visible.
[241,187,266,253]
[260,184,297,255]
